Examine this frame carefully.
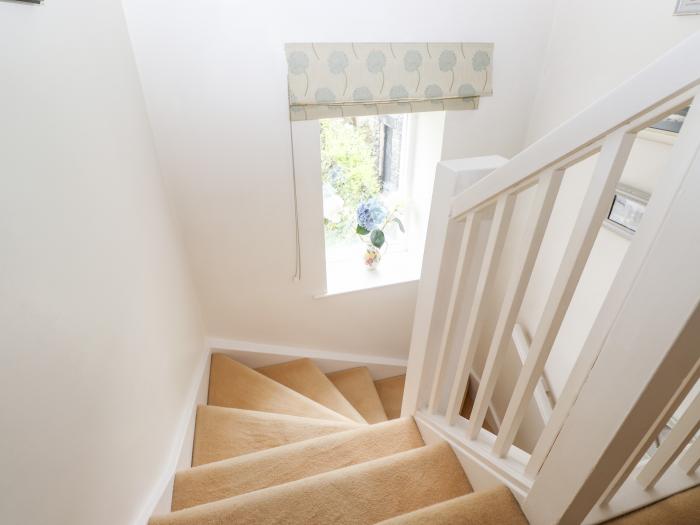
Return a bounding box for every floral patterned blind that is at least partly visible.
[286,42,493,121]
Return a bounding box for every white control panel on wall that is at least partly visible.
[675,0,700,15]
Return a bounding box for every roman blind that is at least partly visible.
[286,42,493,121]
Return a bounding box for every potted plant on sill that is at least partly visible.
[356,197,405,270]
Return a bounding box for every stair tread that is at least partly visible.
[192,405,357,466]
[327,367,388,424]
[151,442,472,525]
[256,358,367,424]
[208,353,352,422]
[173,417,424,510]
[376,486,528,525]
[374,374,406,420]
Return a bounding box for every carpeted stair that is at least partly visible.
[327,366,389,423]
[149,353,528,524]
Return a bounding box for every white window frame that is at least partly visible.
[290,111,445,298]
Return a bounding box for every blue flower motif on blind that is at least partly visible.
[366,50,387,94]
[328,51,350,95]
[404,50,423,91]
[352,86,373,102]
[425,84,444,107]
[472,50,491,91]
[472,50,491,71]
[389,85,410,100]
[288,51,310,95]
[458,83,476,97]
[315,87,336,104]
[425,84,443,98]
[439,50,458,90]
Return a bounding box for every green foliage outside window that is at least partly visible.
[320,117,381,247]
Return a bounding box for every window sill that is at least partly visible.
[315,251,421,298]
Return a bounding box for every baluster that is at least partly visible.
[468,169,562,439]
[444,192,515,425]
[637,390,700,489]
[679,433,700,474]
[493,130,635,457]
[427,213,478,413]
[527,98,700,478]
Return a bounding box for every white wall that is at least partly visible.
[121,0,556,359]
[520,1,700,399]
[526,0,700,144]
[0,1,205,524]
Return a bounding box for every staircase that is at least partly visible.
[149,353,527,524]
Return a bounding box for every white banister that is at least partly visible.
[427,213,478,413]
[522,138,700,524]
[403,33,700,525]
[526,97,700,479]
[679,434,700,474]
[637,390,700,489]
[511,323,554,424]
[468,171,561,439]
[597,363,700,506]
[445,193,515,425]
[493,130,636,458]
[402,156,508,416]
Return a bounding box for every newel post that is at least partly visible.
[401,156,507,417]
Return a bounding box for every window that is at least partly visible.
[291,110,446,296]
[320,114,408,263]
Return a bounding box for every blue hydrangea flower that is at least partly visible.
[472,50,491,71]
[357,198,387,231]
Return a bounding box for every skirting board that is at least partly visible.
[133,344,211,525]
[207,337,408,380]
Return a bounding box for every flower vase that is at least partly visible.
[363,244,382,270]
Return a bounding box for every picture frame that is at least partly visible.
[674,0,700,15]
[604,185,650,238]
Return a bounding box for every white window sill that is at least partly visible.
[316,251,422,298]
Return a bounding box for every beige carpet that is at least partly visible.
[151,443,472,525]
[173,417,424,510]
[257,358,367,423]
[377,486,528,524]
[327,367,388,424]
[605,484,700,524]
[208,353,351,422]
[375,374,406,420]
[192,405,356,466]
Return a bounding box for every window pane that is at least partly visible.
[320,114,406,261]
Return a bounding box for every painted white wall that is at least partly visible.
[0,1,205,524]
[526,0,700,144]
[520,1,699,399]
[121,0,556,359]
